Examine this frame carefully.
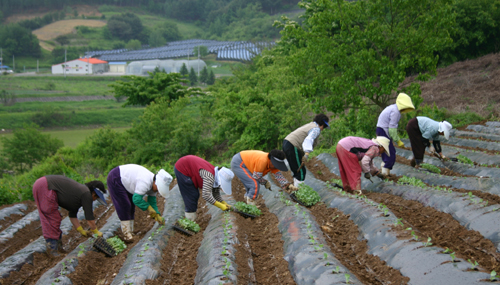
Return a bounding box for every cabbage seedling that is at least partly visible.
[491,270,499,281]
[345,274,351,284]
[423,237,432,247]
[468,259,478,270]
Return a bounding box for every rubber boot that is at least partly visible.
[381,167,390,176]
[185,212,197,221]
[45,239,60,257]
[415,158,423,167]
[246,196,257,206]
[121,220,133,242]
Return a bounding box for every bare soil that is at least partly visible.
[0,201,37,231]
[403,53,500,116]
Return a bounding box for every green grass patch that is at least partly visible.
[0,126,130,149]
[5,49,53,70]
[0,76,123,97]
[0,100,125,113]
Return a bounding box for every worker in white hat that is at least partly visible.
[336,136,390,195]
[107,164,172,241]
[174,155,234,221]
[406,116,452,167]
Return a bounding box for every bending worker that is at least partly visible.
[283,114,330,187]
[231,149,297,205]
[107,164,172,241]
[32,176,107,257]
[376,93,415,175]
[174,155,234,221]
[406,116,452,167]
[336,136,390,195]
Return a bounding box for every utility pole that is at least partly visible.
[64,48,67,78]
[37,60,39,73]
[187,45,189,69]
[0,48,2,67]
[197,46,200,77]
[12,55,14,72]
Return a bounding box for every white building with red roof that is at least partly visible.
[52,58,109,75]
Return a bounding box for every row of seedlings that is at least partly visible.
[110,186,184,284]
[317,154,500,278]
[262,176,362,284]
[319,153,500,249]
[302,171,492,284]
[35,212,122,285]
[0,199,107,279]
[194,194,241,284]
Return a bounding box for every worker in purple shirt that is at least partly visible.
[376,93,415,175]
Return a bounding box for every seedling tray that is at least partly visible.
[232,208,258,219]
[289,192,310,207]
[172,223,195,236]
[93,237,116,257]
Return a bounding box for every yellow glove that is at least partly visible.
[154,215,165,225]
[221,201,232,210]
[147,205,157,215]
[91,228,103,237]
[76,226,89,237]
[397,140,404,147]
[214,201,229,211]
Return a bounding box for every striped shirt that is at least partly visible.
[199,169,223,205]
[253,171,289,189]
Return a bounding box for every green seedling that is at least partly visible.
[420,163,441,174]
[107,236,127,254]
[491,270,499,281]
[383,209,389,216]
[394,218,403,226]
[424,237,432,247]
[345,273,351,284]
[177,217,201,232]
[450,252,456,262]
[398,176,427,188]
[294,184,322,206]
[124,274,133,278]
[323,252,328,260]
[457,154,474,165]
[468,259,479,270]
[332,215,339,221]
[332,266,340,274]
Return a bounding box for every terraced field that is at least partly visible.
[1,121,500,284]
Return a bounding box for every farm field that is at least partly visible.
[32,19,106,41]
[0,121,499,284]
[0,127,130,149]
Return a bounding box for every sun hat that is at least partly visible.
[372,136,391,157]
[94,188,107,206]
[214,167,234,195]
[270,155,288,171]
[438,121,452,140]
[156,169,173,198]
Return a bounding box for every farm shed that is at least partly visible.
[108,62,127,73]
[51,58,109,75]
[125,59,206,76]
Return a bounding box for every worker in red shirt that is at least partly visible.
[174,155,234,221]
[231,149,297,206]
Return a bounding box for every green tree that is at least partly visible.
[189,67,197,86]
[110,72,201,106]
[125,39,142,50]
[199,66,208,84]
[179,63,188,77]
[107,13,145,42]
[274,0,455,112]
[1,125,64,173]
[193,46,208,57]
[207,70,215,85]
[149,29,166,47]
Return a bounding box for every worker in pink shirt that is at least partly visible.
[231,149,297,205]
[336,136,390,195]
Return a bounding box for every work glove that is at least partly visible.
[147,205,165,225]
[375,172,386,179]
[214,201,230,211]
[364,172,371,180]
[91,228,103,237]
[286,184,298,192]
[221,201,232,210]
[397,140,405,147]
[76,226,89,237]
[265,181,272,190]
[302,153,309,164]
[429,145,436,154]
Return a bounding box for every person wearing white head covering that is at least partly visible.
[406,117,452,167]
[174,155,234,221]
[336,136,389,195]
[107,164,172,241]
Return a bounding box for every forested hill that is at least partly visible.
[0,0,299,19]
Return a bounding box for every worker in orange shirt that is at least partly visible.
[230,149,297,205]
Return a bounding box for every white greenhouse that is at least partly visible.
[125,59,206,76]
